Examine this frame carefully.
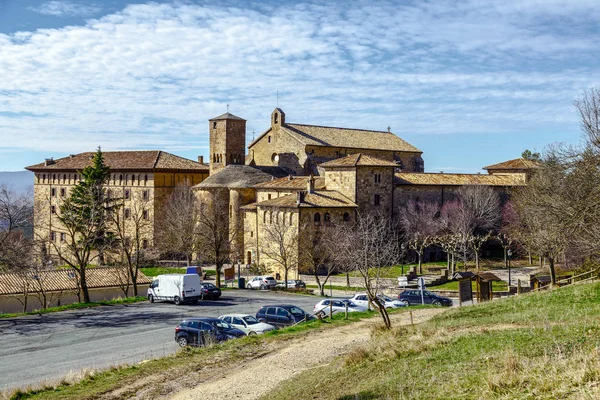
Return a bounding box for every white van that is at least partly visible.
[147,274,202,305]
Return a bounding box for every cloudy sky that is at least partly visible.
[0,0,599,172]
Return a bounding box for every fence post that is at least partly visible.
[329,301,333,319]
[410,311,414,327]
[517,279,521,295]
[345,303,349,320]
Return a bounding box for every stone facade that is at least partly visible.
[209,113,246,175]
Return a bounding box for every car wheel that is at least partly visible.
[148,294,154,303]
[260,284,266,290]
[178,336,189,347]
[248,331,256,336]
[258,318,266,323]
[400,300,409,306]
[247,284,252,289]
[174,296,182,305]
[433,300,442,306]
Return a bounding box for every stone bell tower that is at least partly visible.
[209,111,246,175]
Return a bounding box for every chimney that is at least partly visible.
[44,157,54,166]
[296,191,306,205]
[198,155,204,164]
[288,175,293,181]
[307,174,315,194]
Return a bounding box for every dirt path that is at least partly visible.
[169,308,444,400]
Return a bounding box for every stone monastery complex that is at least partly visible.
[26,108,537,276]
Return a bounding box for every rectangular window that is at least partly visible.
[60,188,66,196]
[51,205,56,214]
[124,189,130,200]
[268,136,272,143]
[60,232,66,242]
[142,190,149,201]
[250,231,254,238]
[51,188,56,197]
[374,194,380,206]
[125,208,131,219]
[143,210,148,220]
[50,231,56,241]
[142,239,148,249]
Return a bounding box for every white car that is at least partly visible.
[314,299,368,315]
[246,276,277,290]
[349,293,407,309]
[219,314,276,335]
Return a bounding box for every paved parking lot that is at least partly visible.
[0,290,318,392]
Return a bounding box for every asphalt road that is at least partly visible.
[0,290,320,392]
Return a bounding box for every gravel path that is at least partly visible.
[170,308,445,400]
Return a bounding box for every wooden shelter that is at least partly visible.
[474,272,502,302]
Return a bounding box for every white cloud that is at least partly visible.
[29,1,101,17]
[0,0,598,169]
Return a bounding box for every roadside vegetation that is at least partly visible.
[0,296,146,319]
[265,282,600,399]
[6,307,416,400]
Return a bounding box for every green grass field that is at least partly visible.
[264,282,600,399]
[0,297,146,319]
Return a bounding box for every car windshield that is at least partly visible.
[243,316,259,325]
[203,283,216,289]
[211,321,232,330]
[346,301,359,307]
[265,277,275,281]
[378,295,393,302]
[289,307,305,316]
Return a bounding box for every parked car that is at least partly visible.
[277,279,306,289]
[148,274,202,305]
[247,276,277,290]
[174,317,246,347]
[398,290,453,307]
[314,299,367,315]
[219,314,276,335]
[256,304,314,327]
[200,282,221,300]
[349,293,406,309]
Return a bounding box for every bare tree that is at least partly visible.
[0,185,33,271]
[339,213,400,329]
[261,208,299,289]
[297,221,343,296]
[155,183,201,266]
[398,200,440,274]
[574,87,600,151]
[108,192,152,296]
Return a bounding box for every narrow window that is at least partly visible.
[274,113,278,124]
[60,233,66,242]
[142,239,148,249]
[124,189,130,200]
[268,136,272,143]
[142,190,149,201]
[60,188,65,197]
[250,231,254,238]
[50,231,56,241]
[63,174,67,182]
[42,174,46,182]
[268,194,272,200]
[144,175,148,185]
[119,174,123,185]
[324,212,331,223]
[374,194,380,206]
[143,210,148,220]
[343,212,350,222]
[213,121,217,129]
[51,205,56,214]
[314,212,321,225]
[263,211,267,223]
[289,213,293,225]
[125,208,130,219]
[51,188,56,197]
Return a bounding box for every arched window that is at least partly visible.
[119,174,123,185]
[132,175,136,185]
[63,174,66,182]
[42,174,46,182]
[343,212,350,222]
[314,212,321,225]
[144,175,148,185]
[52,174,56,183]
[268,211,273,224]
[324,212,331,223]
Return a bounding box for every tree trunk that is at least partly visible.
[372,297,391,329]
[548,257,557,286]
[540,255,543,268]
[418,251,423,275]
[475,251,480,271]
[528,250,532,266]
[80,268,91,303]
[346,272,350,287]
[284,268,289,289]
[314,268,324,296]
[215,264,222,288]
[503,248,508,269]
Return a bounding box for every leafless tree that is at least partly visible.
[574,87,600,151]
[155,183,201,266]
[0,185,33,271]
[261,208,299,289]
[398,200,440,274]
[338,213,400,329]
[108,192,152,296]
[297,221,343,296]
[195,190,239,288]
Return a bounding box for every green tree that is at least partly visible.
[53,148,116,302]
[522,149,541,161]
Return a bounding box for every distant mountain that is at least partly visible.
[0,171,34,194]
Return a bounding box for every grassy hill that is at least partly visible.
[265,283,600,399]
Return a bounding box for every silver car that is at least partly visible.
[313,299,368,315]
[219,314,276,335]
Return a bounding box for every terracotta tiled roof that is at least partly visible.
[0,267,152,295]
[209,112,246,121]
[319,153,398,168]
[194,165,289,189]
[281,124,421,153]
[483,158,541,171]
[26,151,208,172]
[254,175,326,190]
[395,172,525,186]
[256,190,357,209]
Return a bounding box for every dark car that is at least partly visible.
[175,317,246,347]
[398,290,453,307]
[286,279,306,289]
[200,282,221,300]
[256,304,314,327]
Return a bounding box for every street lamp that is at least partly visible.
[507,249,513,287]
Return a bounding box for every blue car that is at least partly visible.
[175,317,246,347]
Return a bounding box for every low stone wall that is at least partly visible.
[0,284,150,314]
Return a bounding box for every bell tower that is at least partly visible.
[209,111,247,175]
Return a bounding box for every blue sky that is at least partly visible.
[0,0,599,172]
